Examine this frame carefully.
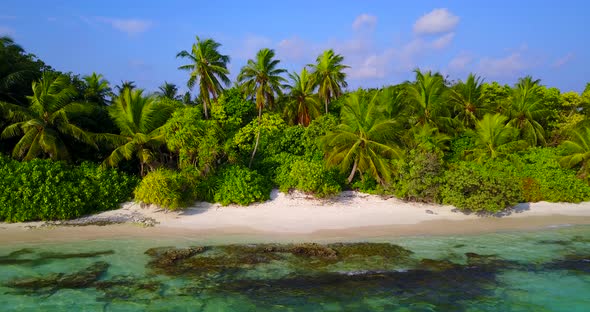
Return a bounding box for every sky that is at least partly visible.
[1,0,588,94]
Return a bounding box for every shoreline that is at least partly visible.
[1,190,590,244]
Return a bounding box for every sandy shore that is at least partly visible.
[1,190,590,244]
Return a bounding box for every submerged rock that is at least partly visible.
[143,243,415,277]
[0,249,114,266]
[419,258,459,271]
[145,246,206,267]
[283,243,338,260]
[329,243,413,260]
[5,261,109,291]
[218,264,501,312]
[544,254,590,274]
[95,275,163,301]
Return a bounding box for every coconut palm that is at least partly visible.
[308,49,349,114]
[0,36,45,105]
[115,80,136,94]
[101,88,176,176]
[157,82,180,100]
[406,123,451,152]
[177,36,230,119]
[407,69,448,127]
[237,48,287,166]
[449,73,487,128]
[83,72,112,105]
[0,73,96,160]
[507,76,548,146]
[284,68,321,126]
[559,126,590,176]
[321,90,402,185]
[465,113,524,163]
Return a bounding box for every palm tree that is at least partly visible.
[237,48,286,166]
[559,126,590,177]
[507,76,547,146]
[0,73,96,160]
[406,123,450,152]
[157,82,180,100]
[177,36,230,119]
[115,80,136,94]
[284,68,321,126]
[321,90,402,185]
[308,49,349,114]
[407,69,448,127]
[102,88,176,176]
[449,73,487,128]
[0,36,44,105]
[465,113,524,163]
[83,72,112,105]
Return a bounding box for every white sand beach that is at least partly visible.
[2,190,590,244]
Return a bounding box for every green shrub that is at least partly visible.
[394,150,443,202]
[440,161,523,213]
[213,165,271,206]
[279,159,342,198]
[0,156,137,222]
[134,169,195,210]
[350,173,380,194]
[512,147,590,202]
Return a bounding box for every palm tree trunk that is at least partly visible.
[203,98,209,119]
[140,161,145,177]
[324,97,329,115]
[249,107,263,168]
[201,84,209,119]
[347,158,358,183]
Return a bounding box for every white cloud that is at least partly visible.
[552,52,574,68]
[352,14,377,31]
[240,11,459,82]
[478,52,528,77]
[346,49,396,79]
[432,32,455,49]
[413,8,459,35]
[0,26,14,36]
[95,17,152,35]
[448,52,473,72]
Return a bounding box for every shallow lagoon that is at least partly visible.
[0,225,589,311]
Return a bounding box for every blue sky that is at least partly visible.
[1,0,588,94]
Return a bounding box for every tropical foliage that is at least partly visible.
[1,73,96,160]
[321,90,402,184]
[102,88,177,175]
[0,155,137,222]
[1,35,590,217]
[177,36,230,119]
[308,49,349,114]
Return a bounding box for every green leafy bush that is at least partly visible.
[213,165,271,206]
[512,147,590,202]
[279,159,342,198]
[394,150,444,202]
[350,173,380,193]
[134,169,195,210]
[0,156,137,222]
[440,161,523,213]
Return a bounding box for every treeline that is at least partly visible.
[2,35,590,221]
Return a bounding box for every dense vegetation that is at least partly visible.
[0,155,137,222]
[2,35,590,220]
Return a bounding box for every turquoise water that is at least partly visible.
[0,225,589,311]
